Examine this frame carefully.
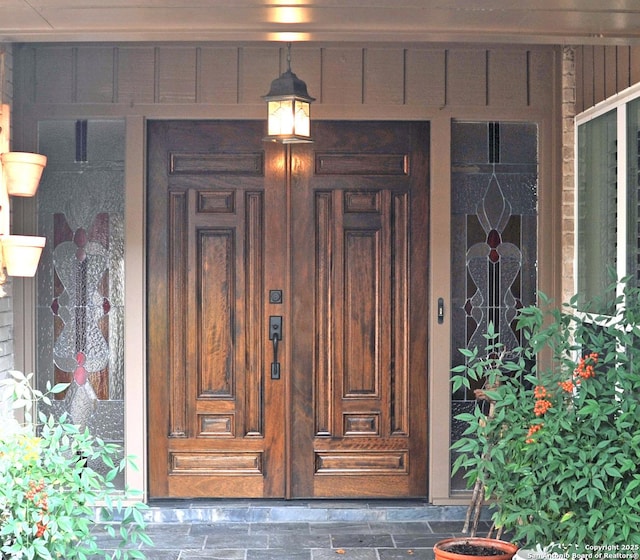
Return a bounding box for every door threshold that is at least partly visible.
[144,498,484,524]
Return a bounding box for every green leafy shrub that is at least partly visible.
[452,284,640,551]
[0,370,152,559]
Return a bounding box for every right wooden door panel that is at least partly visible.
[290,121,430,498]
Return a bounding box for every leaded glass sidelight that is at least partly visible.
[450,121,538,493]
[36,120,126,489]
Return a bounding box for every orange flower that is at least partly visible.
[558,379,574,393]
[534,399,552,416]
[526,423,543,443]
[574,352,598,379]
[35,521,47,538]
[534,386,548,399]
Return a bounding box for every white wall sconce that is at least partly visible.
[0,104,47,295]
[263,43,315,144]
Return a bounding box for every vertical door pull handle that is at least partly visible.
[438,298,445,324]
[269,316,283,379]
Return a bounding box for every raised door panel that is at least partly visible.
[148,121,284,498]
[290,121,429,498]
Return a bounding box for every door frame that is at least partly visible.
[105,111,560,503]
[427,110,560,504]
[15,110,557,504]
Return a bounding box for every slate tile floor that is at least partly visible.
[93,501,502,560]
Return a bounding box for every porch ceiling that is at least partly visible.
[0,0,638,45]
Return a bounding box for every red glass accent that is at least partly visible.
[464,299,473,316]
[51,298,59,315]
[54,214,74,247]
[74,228,87,248]
[487,229,501,248]
[103,298,111,314]
[74,351,88,385]
[89,213,110,249]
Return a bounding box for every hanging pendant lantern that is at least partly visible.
[263,43,315,144]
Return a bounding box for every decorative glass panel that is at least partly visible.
[36,120,126,488]
[577,110,617,312]
[450,121,538,492]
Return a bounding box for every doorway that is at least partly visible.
[147,120,430,498]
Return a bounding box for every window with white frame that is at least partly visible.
[576,85,640,310]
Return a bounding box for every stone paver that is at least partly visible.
[95,501,498,559]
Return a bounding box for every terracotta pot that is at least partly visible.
[1,152,47,197]
[434,537,519,560]
[1,235,46,277]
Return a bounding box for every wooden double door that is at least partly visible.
[147,120,429,498]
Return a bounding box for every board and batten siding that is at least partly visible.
[13,44,557,115]
[575,45,640,114]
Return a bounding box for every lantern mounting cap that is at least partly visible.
[263,43,315,103]
[263,68,315,103]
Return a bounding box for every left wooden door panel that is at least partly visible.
[147,121,285,498]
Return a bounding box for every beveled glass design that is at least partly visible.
[36,120,126,487]
[450,121,538,492]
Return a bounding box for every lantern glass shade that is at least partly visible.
[267,98,311,140]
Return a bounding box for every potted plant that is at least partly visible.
[432,322,519,560]
[449,281,640,553]
[0,370,152,560]
[433,537,519,560]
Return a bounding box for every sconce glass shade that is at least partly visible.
[1,152,47,197]
[263,68,315,144]
[1,235,46,277]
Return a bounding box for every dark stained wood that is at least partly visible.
[290,121,429,498]
[148,120,429,499]
[148,120,283,498]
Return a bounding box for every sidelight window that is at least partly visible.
[36,120,126,489]
[449,120,538,493]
